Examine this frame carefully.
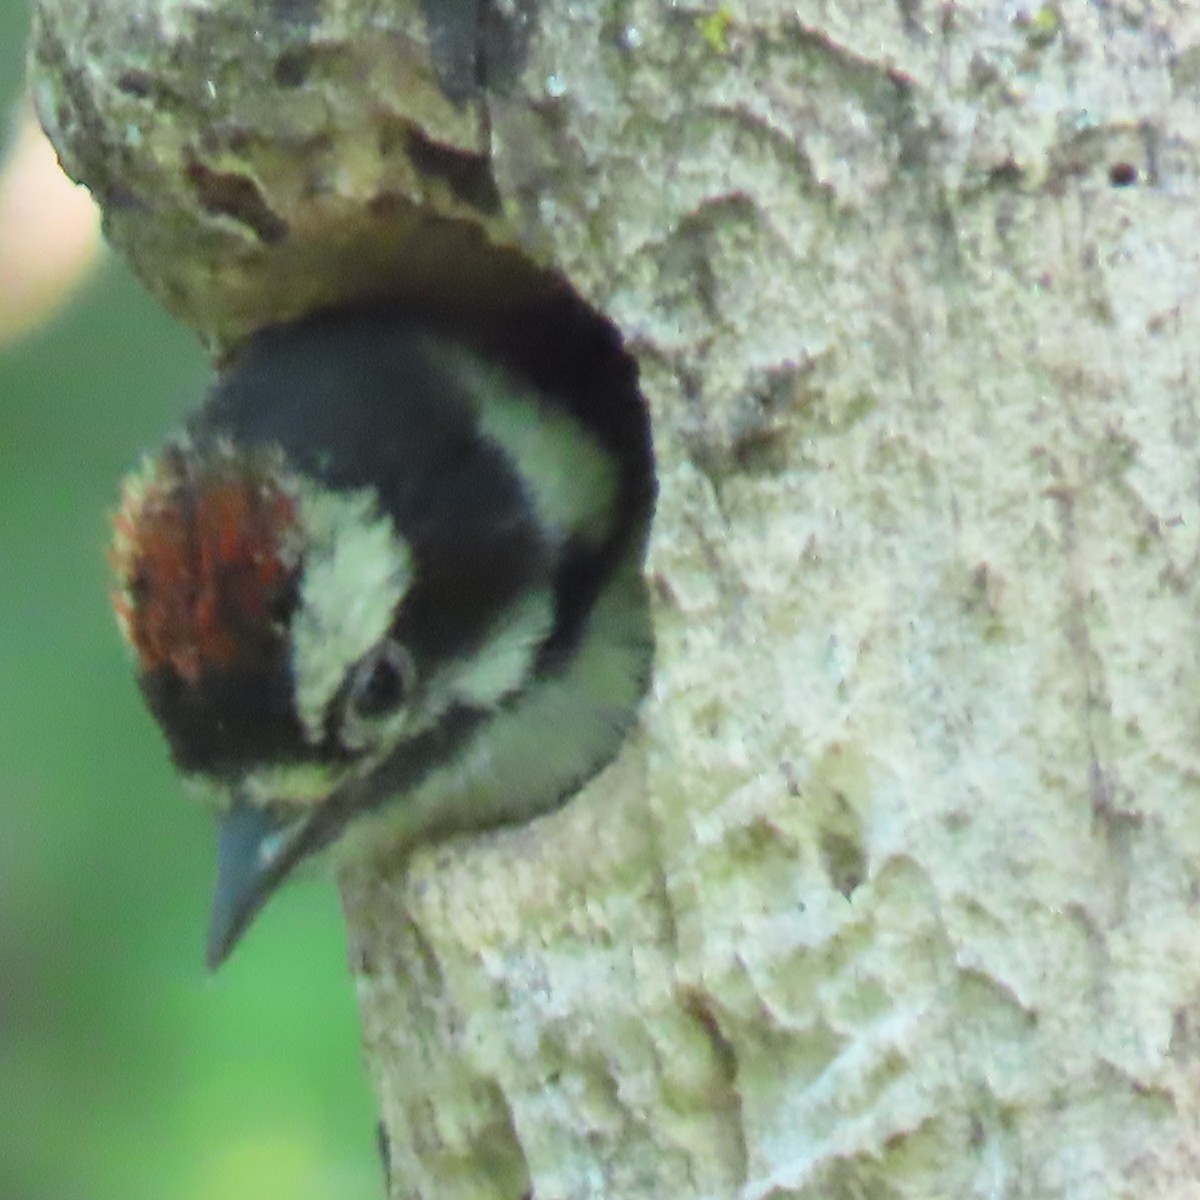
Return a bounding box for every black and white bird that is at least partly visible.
[111,297,655,968]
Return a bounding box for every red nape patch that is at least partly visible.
[111,446,300,683]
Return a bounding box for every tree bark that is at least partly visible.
[30,1,1200,1196]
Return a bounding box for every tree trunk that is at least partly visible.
[29,1,1200,1196]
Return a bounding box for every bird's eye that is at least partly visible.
[348,639,415,719]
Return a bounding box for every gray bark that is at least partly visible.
[29,1,1200,1196]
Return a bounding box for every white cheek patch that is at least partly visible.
[289,481,413,742]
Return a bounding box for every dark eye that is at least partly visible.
[348,640,415,719]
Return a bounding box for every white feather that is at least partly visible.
[289,480,412,742]
[428,345,619,545]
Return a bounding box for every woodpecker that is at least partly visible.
[111,298,655,969]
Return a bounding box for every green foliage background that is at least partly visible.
[1,18,379,1199]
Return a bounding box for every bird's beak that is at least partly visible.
[206,797,307,971]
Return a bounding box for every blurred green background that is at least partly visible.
[1,12,380,1199]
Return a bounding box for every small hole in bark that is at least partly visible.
[274,48,313,88]
[987,160,1024,187]
[404,126,502,215]
[116,70,184,110]
[1109,162,1138,187]
[821,830,866,898]
[117,70,154,98]
[184,160,289,244]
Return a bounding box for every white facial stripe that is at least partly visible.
[290,480,413,742]
[352,588,555,756]
[440,350,618,545]
[239,761,344,808]
[446,589,554,709]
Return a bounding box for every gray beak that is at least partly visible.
[206,798,305,971]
